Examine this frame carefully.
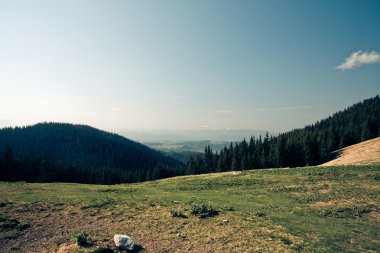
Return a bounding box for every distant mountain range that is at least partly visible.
[119,129,276,143]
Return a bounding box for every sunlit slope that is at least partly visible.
[321,137,380,166]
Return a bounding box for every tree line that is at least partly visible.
[0,95,379,184]
[185,95,380,174]
[0,147,184,184]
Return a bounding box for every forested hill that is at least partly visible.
[0,123,182,184]
[187,95,380,173]
[1,96,379,184]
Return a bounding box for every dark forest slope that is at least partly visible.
[0,123,181,184]
[187,95,380,173]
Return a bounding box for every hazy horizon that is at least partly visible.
[1,1,379,133]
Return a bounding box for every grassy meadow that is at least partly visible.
[1,165,380,252]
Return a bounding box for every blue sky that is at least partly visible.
[0,0,379,132]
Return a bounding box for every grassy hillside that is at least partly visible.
[1,165,380,252]
[321,137,380,166]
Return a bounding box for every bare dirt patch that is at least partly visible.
[320,137,380,166]
[0,201,282,253]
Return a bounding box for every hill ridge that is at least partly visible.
[0,122,181,184]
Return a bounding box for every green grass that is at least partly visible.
[0,165,379,252]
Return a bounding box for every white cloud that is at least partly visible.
[257,106,309,112]
[216,109,236,114]
[337,50,380,71]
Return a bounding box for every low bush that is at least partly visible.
[16,222,30,231]
[72,231,93,247]
[294,194,327,203]
[280,237,293,245]
[190,204,218,218]
[372,174,380,181]
[253,211,266,217]
[320,205,374,218]
[223,206,235,211]
[169,210,187,218]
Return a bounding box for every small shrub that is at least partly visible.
[0,216,21,230]
[253,211,266,217]
[0,214,9,222]
[72,231,93,247]
[96,188,137,193]
[280,237,292,245]
[190,204,218,218]
[272,186,307,193]
[36,207,47,213]
[223,206,235,211]
[96,188,118,193]
[55,239,65,246]
[169,210,187,218]
[16,222,30,231]
[293,194,328,203]
[320,205,374,218]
